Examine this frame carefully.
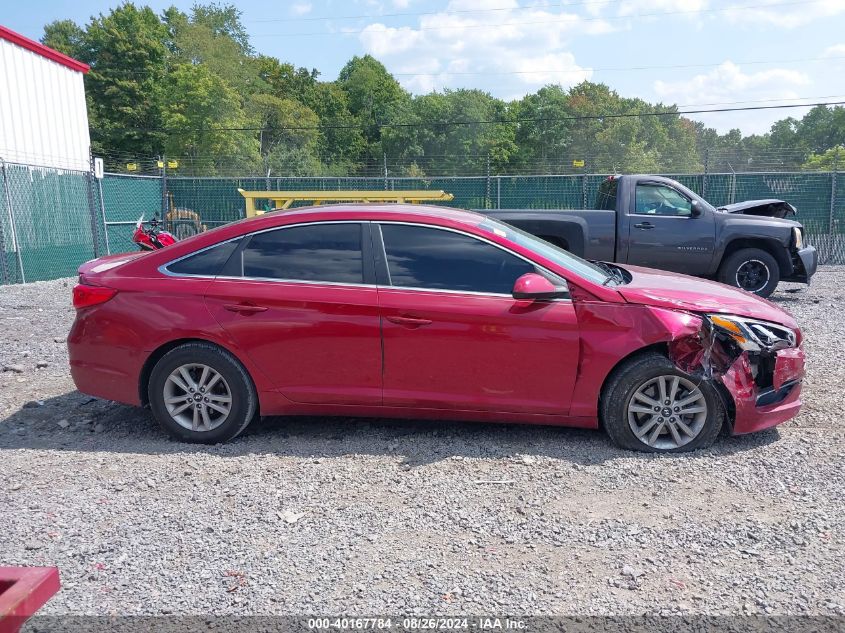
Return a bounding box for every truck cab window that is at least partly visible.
[595,178,618,211]
[635,184,693,217]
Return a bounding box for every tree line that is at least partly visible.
[42,2,845,177]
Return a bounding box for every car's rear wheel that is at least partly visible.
[148,342,257,443]
[718,247,780,297]
[601,352,724,453]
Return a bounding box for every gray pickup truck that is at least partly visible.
[483,174,818,298]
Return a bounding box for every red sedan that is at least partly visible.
[68,205,805,452]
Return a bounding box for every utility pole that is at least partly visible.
[830,152,839,234]
[162,155,170,220]
[383,152,389,190]
[486,153,491,209]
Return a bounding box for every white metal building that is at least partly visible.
[0,25,91,172]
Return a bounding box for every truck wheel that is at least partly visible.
[718,248,780,297]
[148,342,257,444]
[600,352,724,453]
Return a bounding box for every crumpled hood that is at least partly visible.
[615,264,798,328]
[717,199,796,218]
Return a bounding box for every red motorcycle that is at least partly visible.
[132,215,177,251]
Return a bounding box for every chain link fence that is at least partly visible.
[0,158,104,284]
[160,171,844,263]
[2,159,844,285]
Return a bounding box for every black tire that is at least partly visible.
[718,247,780,298]
[600,352,724,453]
[148,342,258,444]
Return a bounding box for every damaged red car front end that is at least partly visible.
[616,265,805,437]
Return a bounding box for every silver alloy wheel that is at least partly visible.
[163,363,232,432]
[627,374,708,450]
[735,259,770,293]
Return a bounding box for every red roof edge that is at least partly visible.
[0,24,89,73]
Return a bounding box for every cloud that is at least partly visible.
[824,43,845,57]
[580,0,709,18]
[615,0,710,17]
[723,0,845,28]
[291,2,313,16]
[653,61,812,133]
[358,0,610,96]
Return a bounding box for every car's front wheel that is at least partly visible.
[600,352,724,452]
[148,342,257,443]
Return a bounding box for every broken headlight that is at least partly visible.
[708,315,797,351]
[793,227,803,250]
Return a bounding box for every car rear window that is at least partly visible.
[242,223,364,284]
[167,239,241,276]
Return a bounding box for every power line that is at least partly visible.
[250,0,819,37]
[105,99,845,133]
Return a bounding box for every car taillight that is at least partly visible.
[72,284,117,310]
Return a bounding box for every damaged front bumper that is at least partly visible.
[721,347,805,434]
[669,315,805,435]
[784,245,818,283]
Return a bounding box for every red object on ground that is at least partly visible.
[0,567,60,633]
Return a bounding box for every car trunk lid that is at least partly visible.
[77,252,149,284]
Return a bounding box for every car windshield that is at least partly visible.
[477,218,613,285]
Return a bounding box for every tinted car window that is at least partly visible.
[242,223,363,283]
[380,224,535,294]
[167,239,241,276]
[635,184,692,216]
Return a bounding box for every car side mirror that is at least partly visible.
[690,200,702,217]
[512,273,566,300]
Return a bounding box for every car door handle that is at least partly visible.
[223,303,268,314]
[386,315,432,328]
[634,221,655,229]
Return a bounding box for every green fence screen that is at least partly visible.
[1,161,103,284]
[2,166,844,285]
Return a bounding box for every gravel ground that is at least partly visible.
[1,269,844,617]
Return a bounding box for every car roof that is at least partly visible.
[121,204,493,277]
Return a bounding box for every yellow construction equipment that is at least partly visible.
[237,189,455,218]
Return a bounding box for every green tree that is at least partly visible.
[190,2,253,55]
[560,82,701,173]
[309,82,367,173]
[162,63,258,173]
[802,146,845,170]
[248,93,320,175]
[382,89,514,175]
[254,55,319,105]
[41,20,85,59]
[164,4,262,97]
[338,55,410,158]
[511,85,573,172]
[795,105,845,154]
[71,4,170,161]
